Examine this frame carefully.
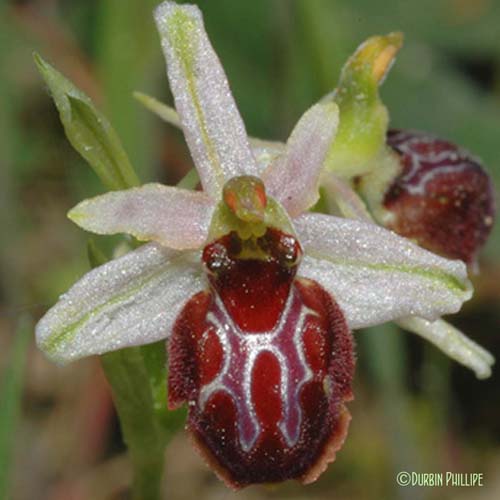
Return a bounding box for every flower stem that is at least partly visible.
[88,239,174,499]
[101,347,168,500]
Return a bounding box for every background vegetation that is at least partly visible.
[1,0,499,499]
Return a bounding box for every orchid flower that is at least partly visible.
[134,41,495,381]
[36,1,473,488]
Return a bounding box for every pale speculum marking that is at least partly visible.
[388,130,474,196]
[198,284,317,452]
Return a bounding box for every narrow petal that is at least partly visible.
[154,2,258,198]
[68,183,215,250]
[397,317,494,379]
[295,213,472,329]
[36,243,206,363]
[263,102,339,217]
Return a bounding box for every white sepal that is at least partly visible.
[155,2,259,198]
[36,243,205,363]
[295,212,472,329]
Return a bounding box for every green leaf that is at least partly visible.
[0,317,32,500]
[33,53,140,191]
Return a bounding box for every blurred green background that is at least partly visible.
[0,0,499,499]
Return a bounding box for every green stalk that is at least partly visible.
[101,349,167,500]
[88,239,170,500]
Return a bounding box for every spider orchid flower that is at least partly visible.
[36,1,473,488]
[134,33,495,381]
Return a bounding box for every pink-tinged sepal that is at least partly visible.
[168,230,355,488]
[384,129,495,265]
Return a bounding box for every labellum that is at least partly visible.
[168,178,355,488]
[382,129,495,265]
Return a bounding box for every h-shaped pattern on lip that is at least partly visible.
[198,286,318,452]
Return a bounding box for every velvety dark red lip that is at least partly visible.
[384,129,495,265]
[168,228,355,488]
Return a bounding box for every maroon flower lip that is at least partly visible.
[384,129,495,265]
[168,228,355,488]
